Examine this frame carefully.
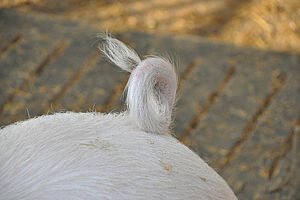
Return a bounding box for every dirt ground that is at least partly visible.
[2,0,300,53]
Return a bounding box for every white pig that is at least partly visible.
[0,35,237,200]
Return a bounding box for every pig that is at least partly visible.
[0,34,237,200]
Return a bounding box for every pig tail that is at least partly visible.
[99,34,177,134]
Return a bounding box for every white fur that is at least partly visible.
[98,34,141,72]
[99,34,177,134]
[0,35,237,200]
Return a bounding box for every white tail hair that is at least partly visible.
[98,34,177,134]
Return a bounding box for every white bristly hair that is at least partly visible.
[99,34,177,134]
[0,34,238,200]
[98,34,141,72]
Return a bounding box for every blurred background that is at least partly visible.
[0,1,299,199]
[1,0,300,53]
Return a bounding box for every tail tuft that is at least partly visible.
[98,33,141,72]
[99,34,177,134]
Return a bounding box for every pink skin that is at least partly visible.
[135,62,150,78]
[135,58,176,109]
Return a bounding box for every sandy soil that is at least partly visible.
[2,0,300,53]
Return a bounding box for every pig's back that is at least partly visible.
[0,112,236,200]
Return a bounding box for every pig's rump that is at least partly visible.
[0,34,237,200]
[0,112,236,200]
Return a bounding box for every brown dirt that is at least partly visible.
[4,0,300,53]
